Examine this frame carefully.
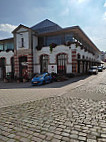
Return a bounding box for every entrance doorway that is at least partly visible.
[11,57,14,79]
[19,56,27,78]
[77,54,81,73]
[0,58,6,79]
[40,55,49,73]
[57,53,67,74]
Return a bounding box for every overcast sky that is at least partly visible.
[0,0,106,51]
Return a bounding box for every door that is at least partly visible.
[19,56,27,78]
[0,58,6,79]
[57,54,67,74]
[40,55,49,73]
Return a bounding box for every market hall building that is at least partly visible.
[0,19,101,79]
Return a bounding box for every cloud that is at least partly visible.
[67,0,90,5]
[0,24,17,33]
[104,1,106,7]
[61,8,70,16]
[103,12,106,20]
[84,25,106,51]
[77,0,86,3]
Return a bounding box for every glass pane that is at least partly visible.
[0,44,3,50]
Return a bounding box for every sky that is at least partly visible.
[0,0,106,51]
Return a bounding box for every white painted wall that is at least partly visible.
[16,28,29,49]
[75,45,101,61]
[0,51,14,73]
[33,45,72,74]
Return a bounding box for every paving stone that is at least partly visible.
[54,134,62,140]
[8,134,16,138]
[70,134,78,139]
[0,73,106,142]
[20,137,30,142]
[51,138,61,142]
[7,139,15,142]
[61,136,70,141]
[78,136,86,141]
[101,134,106,138]
[87,139,97,142]
[61,132,70,137]
[31,136,42,142]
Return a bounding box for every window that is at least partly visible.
[65,33,74,42]
[0,44,4,51]
[46,35,62,46]
[4,43,14,50]
[21,38,24,47]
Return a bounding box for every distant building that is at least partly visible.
[101,51,106,62]
[0,19,102,79]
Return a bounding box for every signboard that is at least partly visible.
[21,62,28,66]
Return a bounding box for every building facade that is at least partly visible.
[0,19,101,79]
[0,38,14,79]
[101,51,106,62]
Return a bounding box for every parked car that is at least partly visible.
[103,66,106,70]
[88,66,98,75]
[98,66,103,72]
[31,73,52,85]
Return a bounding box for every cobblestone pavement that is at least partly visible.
[0,75,97,108]
[0,95,106,142]
[66,70,106,101]
[0,71,106,142]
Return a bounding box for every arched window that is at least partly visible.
[77,54,81,73]
[0,57,6,79]
[57,53,67,74]
[11,57,14,79]
[82,55,85,60]
[77,54,81,59]
[40,55,49,73]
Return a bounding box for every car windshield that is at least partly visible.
[90,66,97,69]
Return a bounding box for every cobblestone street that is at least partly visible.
[0,71,106,142]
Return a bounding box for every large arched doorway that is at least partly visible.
[86,57,88,73]
[40,55,49,73]
[82,55,85,73]
[57,53,67,74]
[19,56,27,78]
[77,54,81,73]
[11,57,14,79]
[0,58,6,79]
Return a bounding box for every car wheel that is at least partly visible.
[43,80,45,84]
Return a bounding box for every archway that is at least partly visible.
[0,57,6,79]
[11,57,14,79]
[19,56,27,78]
[77,54,81,73]
[40,55,49,73]
[57,53,67,74]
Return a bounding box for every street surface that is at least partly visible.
[0,70,106,142]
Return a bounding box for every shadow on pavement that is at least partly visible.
[0,75,90,89]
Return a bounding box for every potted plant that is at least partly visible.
[65,41,71,46]
[80,45,83,50]
[76,42,80,48]
[6,49,10,52]
[4,78,8,83]
[49,43,57,53]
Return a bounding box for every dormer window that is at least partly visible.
[21,37,24,47]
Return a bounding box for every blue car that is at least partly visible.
[31,73,52,85]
